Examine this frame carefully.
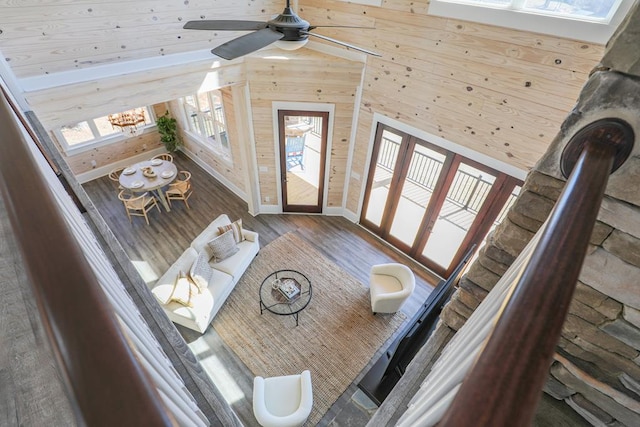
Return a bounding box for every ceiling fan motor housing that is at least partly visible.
[268,7,310,41]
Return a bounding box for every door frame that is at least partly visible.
[272,102,335,213]
[360,121,524,278]
[356,113,527,221]
[278,109,329,213]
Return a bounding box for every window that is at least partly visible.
[429,0,634,43]
[182,90,231,160]
[55,106,154,154]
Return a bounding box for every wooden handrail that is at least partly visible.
[0,89,174,424]
[439,119,634,426]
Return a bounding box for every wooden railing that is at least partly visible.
[0,90,174,425]
[439,118,634,426]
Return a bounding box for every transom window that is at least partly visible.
[182,90,231,160]
[448,0,621,20]
[55,107,154,154]
[429,0,634,43]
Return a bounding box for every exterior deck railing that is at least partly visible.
[378,137,495,214]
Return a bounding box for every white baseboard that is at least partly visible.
[180,147,248,202]
[75,147,166,183]
[323,207,344,216]
[343,209,359,223]
[258,205,281,214]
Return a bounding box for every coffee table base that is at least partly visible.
[259,301,302,326]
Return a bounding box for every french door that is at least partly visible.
[360,124,521,278]
[278,110,328,213]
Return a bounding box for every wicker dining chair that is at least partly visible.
[108,167,127,190]
[117,190,160,225]
[153,153,174,163]
[109,166,134,196]
[165,171,193,209]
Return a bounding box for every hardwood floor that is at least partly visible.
[82,151,439,426]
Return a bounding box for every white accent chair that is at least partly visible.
[369,263,415,314]
[253,370,313,427]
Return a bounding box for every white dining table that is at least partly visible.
[119,159,178,211]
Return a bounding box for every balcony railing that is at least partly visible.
[378,137,495,216]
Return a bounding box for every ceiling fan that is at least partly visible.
[183,0,380,60]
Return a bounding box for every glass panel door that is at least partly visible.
[420,161,497,269]
[361,126,405,230]
[279,110,328,213]
[360,123,522,279]
[388,142,447,248]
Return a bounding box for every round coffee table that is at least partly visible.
[259,269,312,326]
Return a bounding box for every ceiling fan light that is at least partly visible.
[274,39,308,51]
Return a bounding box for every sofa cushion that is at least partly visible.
[191,214,231,252]
[218,218,245,243]
[154,247,199,290]
[159,287,216,333]
[210,238,259,278]
[189,251,213,292]
[207,229,239,262]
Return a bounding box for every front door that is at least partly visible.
[278,110,328,213]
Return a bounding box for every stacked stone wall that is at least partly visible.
[439,70,640,425]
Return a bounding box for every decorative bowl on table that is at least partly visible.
[141,166,157,178]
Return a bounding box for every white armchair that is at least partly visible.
[369,263,415,314]
[253,370,313,427]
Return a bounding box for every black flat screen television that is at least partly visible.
[358,245,476,405]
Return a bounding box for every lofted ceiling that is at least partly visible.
[0,0,613,173]
[0,0,288,80]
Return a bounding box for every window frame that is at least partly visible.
[181,90,232,162]
[429,0,635,43]
[53,107,156,155]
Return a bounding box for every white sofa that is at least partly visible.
[151,214,260,333]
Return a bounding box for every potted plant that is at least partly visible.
[156,111,182,152]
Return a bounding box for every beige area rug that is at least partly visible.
[212,232,405,425]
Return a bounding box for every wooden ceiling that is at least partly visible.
[0,0,283,78]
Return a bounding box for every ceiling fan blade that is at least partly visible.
[183,20,268,31]
[308,25,376,29]
[212,27,284,60]
[302,31,381,57]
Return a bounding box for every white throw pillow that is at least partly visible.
[217,218,245,243]
[207,229,239,263]
[168,271,198,307]
[189,251,213,292]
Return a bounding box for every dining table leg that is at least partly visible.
[154,189,171,212]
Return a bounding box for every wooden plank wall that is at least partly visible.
[24,60,245,130]
[59,129,164,175]
[0,0,282,78]
[296,0,605,213]
[2,0,608,214]
[245,49,363,207]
